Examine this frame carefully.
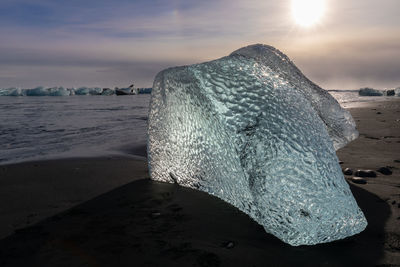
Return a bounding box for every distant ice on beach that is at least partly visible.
[358,87,384,96]
[0,86,152,96]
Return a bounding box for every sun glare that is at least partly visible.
[291,0,325,27]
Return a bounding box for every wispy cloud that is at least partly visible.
[0,0,399,88]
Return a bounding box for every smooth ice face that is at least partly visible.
[147,44,367,246]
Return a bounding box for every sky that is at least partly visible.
[0,0,399,89]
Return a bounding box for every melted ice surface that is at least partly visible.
[148,44,367,246]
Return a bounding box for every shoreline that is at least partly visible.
[336,99,400,264]
[340,96,400,109]
[0,99,399,266]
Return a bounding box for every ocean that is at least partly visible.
[0,95,150,164]
[0,91,396,165]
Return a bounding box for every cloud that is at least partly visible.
[0,0,399,88]
[282,30,400,88]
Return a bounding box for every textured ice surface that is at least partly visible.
[231,45,358,150]
[147,44,367,246]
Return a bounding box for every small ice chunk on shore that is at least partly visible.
[358,87,383,96]
[24,86,70,96]
[75,87,102,95]
[0,87,22,96]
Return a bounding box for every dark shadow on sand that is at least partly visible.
[123,144,147,158]
[0,180,390,267]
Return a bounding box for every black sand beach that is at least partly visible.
[0,100,399,266]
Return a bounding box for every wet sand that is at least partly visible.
[0,156,149,240]
[337,100,400,265]
[0,100,399,266]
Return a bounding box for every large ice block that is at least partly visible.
[147,44,367,246]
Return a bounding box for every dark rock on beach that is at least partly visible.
[351,177,367,184]
[386,89,395,96]
[377,167,393,175]
[223,241,235,249]
[354,170,377,178]
[343,168,353,175]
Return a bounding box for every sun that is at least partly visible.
[291,0,325,27]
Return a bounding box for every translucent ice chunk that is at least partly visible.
[0,87,22,96]
[147,44,367,246]
[230,45,358,150]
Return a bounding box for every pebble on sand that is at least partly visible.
[354,170,377,177]
[351,177,367,184]
[377,167,393,175]
[223,241,235,249]
[150,212,161,218]
[343,168,353,175]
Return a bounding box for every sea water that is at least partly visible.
[327,90,394,108]
[0,95,150,164]
[0,91,395,165]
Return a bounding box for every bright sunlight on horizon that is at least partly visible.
[291,0,326,27]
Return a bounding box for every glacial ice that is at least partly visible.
[0,87,21,96]
[358,87,383,96]
[147,44,367,246]
[0,86,152,96]
[25,86,70,96]
[138,87,153,94]
[75,87,102,95]
[101,88,115,96]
